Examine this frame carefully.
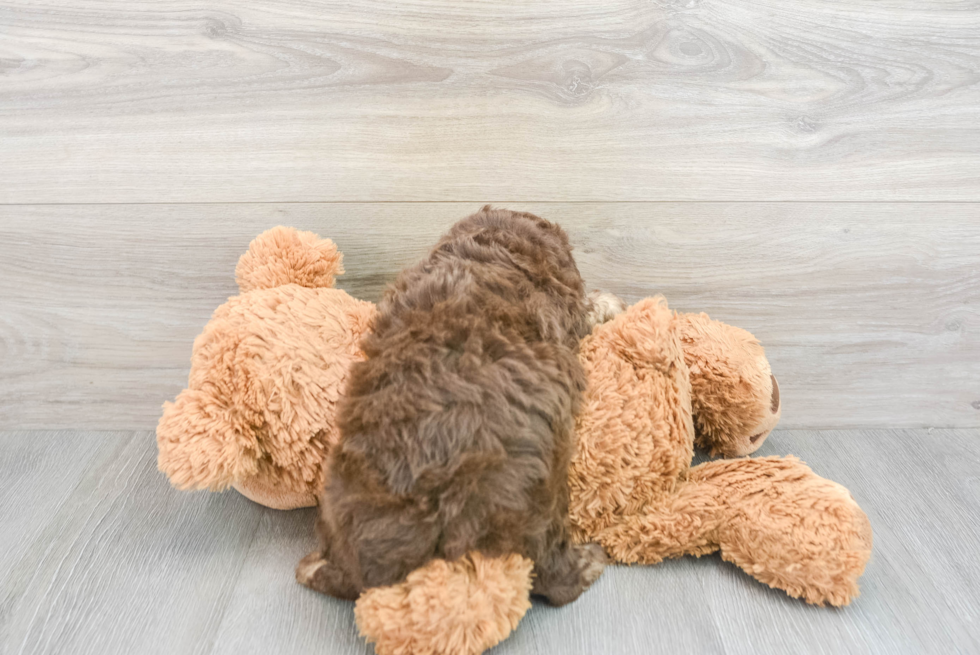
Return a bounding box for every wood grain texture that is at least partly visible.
[0,431,132,613]
[207,507,369,655]
[1,429,977,654]
[2,0,979,202]
[0,431,265,655]
[1,203,977,431]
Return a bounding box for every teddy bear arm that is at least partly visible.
[688,456,873,606]
[582,479,727,566]
[156,388,262,491]
[570,296,698,538]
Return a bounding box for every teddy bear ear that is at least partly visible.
[235,226,344,293]
[354,552,534,655]
[156,388,261,491]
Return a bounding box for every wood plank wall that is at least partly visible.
[1,0,978,429]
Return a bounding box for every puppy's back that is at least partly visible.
[327,208,588,589]
[378,209,588,344]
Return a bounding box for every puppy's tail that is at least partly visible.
[354,552,534,655]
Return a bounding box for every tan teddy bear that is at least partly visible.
[157,226,373,509]
[157,226,872,655]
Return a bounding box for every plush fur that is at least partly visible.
[298,207,606,603]
[568,298,870,608]
[157,227,374,509]
[354,552,534,655]
[158,222,872,655]
[358,298,869,655]
[677,312,782,456]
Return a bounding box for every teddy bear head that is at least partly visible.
[677,312,781,457]
[157,227,374,509]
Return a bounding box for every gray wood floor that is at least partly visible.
[1,428,977,655]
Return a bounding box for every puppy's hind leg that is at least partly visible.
[532,540,607,607]
[296,550,361,601]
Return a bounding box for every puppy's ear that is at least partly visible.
[157,388,261,491]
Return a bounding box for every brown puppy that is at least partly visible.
[297,207,606,606]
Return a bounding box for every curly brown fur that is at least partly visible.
[299,207,606,606]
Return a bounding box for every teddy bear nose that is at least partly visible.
[770,375,780,413]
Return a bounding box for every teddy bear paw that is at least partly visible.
[587,291,627,327]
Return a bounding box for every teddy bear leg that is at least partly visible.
[355,553,535,655]
[233,476,317,510]
[690,457,873,606]
[531,540,608,607]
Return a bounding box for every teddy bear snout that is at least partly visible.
[770,374,780,413]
